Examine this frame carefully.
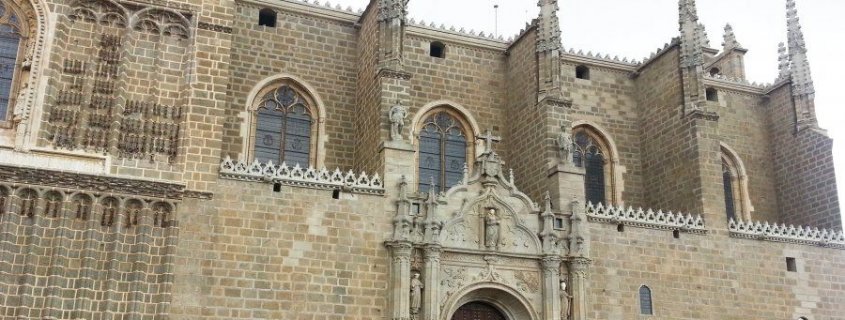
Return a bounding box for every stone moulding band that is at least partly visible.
[585,202,707,234]
[729,219,845,249]
[218,155,384,195]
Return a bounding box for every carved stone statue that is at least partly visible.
[555,126,573,164]
[484,208,500,249]
[560,280,572,320]
[389,103,408,141]
[409,273,424,319]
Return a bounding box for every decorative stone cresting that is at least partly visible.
[704,73,771,89]
[729,219,845,249]
[407,17,508,43]
[585,202,706,234]
[563,47,640,66]
[219,155,384,194]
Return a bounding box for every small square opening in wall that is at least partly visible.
[673,230,681,239]
[554,218,565,230]
[430,41,446,58]
[332,189,341,200]
[617,224,625,232]
[786,257,797,272]
[273,183,282,192]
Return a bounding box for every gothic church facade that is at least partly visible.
[0,0,843,319]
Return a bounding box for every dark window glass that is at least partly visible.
[575,65,590,80]
[254,86,312,167]
[573,131,606,205]
[723,163,736,221]
[418,111,467,193]
[430,41,445,58]
[258,8,276,27]
[0,18,20,121]
[706,88,719,102]
[639,286,653,315]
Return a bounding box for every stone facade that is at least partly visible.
[0,0,843,319]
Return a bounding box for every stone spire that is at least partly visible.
[722,24,742,51]
[786,0,814,96]
[777,42,790,80]
[536,0,562,52]
[678,0,709,68]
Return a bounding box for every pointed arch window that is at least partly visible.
[572,126,614,205]
[251,85,316,168]
[639,285,653,315]
[721,144,752,221]
[0,0,27,123]
[417,109,472,193]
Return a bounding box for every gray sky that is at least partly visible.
[320,0,845,221]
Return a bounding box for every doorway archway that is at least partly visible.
[442,284,538,320]
[451,302,507,320]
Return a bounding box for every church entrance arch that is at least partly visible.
[442,285,537,320]
[451,302,506,320]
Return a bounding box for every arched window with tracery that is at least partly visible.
[0,186,8,214]
[0,0,26,123]
[43,191,63,218]
[572,125,614,205]
[100,197,118,227]
[124,199,142,228]
[250,84,317,168]
[417,108,472,193]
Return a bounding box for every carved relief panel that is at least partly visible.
[43,0,191,163]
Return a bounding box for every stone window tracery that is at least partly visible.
[417,109,471,193]
[0,0,28,123]
[572,126,615,205]
[250,84,317,168]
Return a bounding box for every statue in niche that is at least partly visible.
[389,102,408,141]
[484,208,500,250]
[555,125,573,165]
[560,280,572,320]
[410,273,424,319]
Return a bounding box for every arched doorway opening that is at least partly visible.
[451,302,507,320]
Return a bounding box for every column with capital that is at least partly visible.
[422,245,441,320]
[387,242,413,320]
[568,258,591,320]
[541,256,562,320]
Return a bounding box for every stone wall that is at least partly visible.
[712,87,779,221]
[767,84,842,229]
[169,179,391,319]
[588,222,845,319]
[223,3,360,170]
[565,61,643,207]
[404,34,507,190]
[634,48,701,214]
[502,29,546,201]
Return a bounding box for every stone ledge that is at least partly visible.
[729,219,845,249]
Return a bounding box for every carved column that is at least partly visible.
[568,258,591,320]
[422,245,441,320]
[387,241,413,320]
[542,256,562,320]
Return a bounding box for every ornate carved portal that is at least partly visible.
[387,134,592,320]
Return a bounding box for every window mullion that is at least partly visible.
[279,108,287,164]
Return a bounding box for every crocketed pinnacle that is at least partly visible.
[678,0,709,67]
[777,42,790,80]
[722,24,742,50]
[536,0,562,52]
[786,0,814,95]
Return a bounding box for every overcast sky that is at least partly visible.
[320,0,845,221]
